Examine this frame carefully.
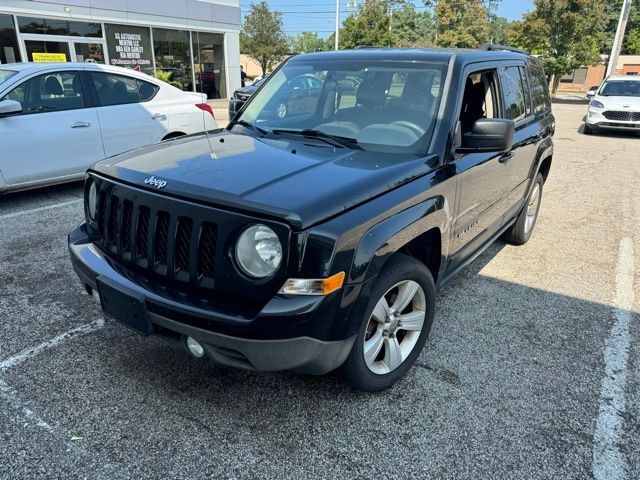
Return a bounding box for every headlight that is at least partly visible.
[87,179,98,220]
[235,224,282,278]
[590,100,605,109]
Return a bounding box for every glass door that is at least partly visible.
[24,40,70,62]
[73,42,105,64]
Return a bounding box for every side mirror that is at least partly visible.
[0,99,22,117]
[228,98,244,121]
[587,91,596,98]
[460,118,514,152]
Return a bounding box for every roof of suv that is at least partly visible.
[289,47,530,63]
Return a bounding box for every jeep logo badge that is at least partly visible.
[144,175,167,189]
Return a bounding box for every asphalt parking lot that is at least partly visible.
[0,103,639,479]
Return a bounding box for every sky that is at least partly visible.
[239,0,536,39]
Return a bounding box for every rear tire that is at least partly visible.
[503,173,544,246]
[339,254,435,392]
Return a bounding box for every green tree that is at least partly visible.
[430,0,490,48]
[340,0,392,49]
[489,16,513,45]
[391,5,436,47]
[290,32,327,53]
[240,1,289,75]
[509,0,606,94]
[602,1,640,54]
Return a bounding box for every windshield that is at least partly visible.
[599,80,640,97]
[0,70,17,86]
[235,59,447,154]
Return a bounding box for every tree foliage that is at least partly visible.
[290,32,328,53]
[509,0,606,93]
[431,0,490,48]
[602,1,640,55]
[340,0,392,49]
[391,4,436,47]
[240,1,289,75]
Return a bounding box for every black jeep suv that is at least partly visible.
[69,46,554,391]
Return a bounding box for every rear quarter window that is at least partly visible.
[528,61,551,113]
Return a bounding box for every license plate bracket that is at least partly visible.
[96,276,152,335]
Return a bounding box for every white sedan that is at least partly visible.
[0,63,217,193]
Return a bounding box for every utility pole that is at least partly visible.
[335,0,340,50]
[606,0,633,78]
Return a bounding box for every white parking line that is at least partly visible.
[0,319,104,372]
[0,199,82,222]
[592,237,635,480]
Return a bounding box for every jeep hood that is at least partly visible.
[91,131,433,230]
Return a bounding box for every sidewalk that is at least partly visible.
[552,93,589,104]
[208,98,229,126]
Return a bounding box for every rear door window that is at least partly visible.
[501,66,528,122]
[1,71,86,114]
[90,72,159,106]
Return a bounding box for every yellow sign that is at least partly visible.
[32,52,67,63]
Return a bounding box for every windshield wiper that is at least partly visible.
[269,128,361,149]
[229,119,268,135]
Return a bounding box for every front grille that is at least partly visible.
[94,191,218,288]
[603,110,640,121]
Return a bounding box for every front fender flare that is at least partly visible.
[348,195,447,285]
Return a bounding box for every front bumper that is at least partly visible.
[69,223,358,374]
[586,109,640,130]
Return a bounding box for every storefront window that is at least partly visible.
[17,16,102,37]
[24,40,71,63]
[192,31,226,99]
[153,28,193,92]
[0,14,21,64]
[105,24,153,75]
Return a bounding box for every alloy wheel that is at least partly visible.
[524,183,541,234]
[363,280,426,375]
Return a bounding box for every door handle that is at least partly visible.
[152,113,167,121]
[71,121,91,128]
[499,151,515,163]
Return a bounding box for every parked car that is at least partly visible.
[69,46,554,391]
[228,75,269,118]
[228,73,324,120]
[0,62,216,194]
[585,76,640,134]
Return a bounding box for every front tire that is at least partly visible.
[584,123,594,135]
[503,173,544,245]
[340,254,436,392]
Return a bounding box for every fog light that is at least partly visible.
[186,336,205,358]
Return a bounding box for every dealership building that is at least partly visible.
[0,0,241,99]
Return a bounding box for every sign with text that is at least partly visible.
[105,23,153,74]
[33,52,67,63]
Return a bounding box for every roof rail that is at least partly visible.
[479,44,529,55]
[354,45,388,49]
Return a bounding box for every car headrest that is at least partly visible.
[356,73,392,108]
[44,76,63,96]
[113,81,127,96]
